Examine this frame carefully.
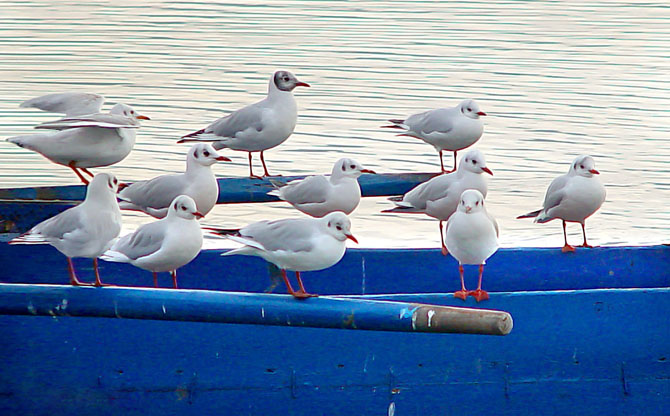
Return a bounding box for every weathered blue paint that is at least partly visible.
[0,283,512,335]
[0,288,667,415]
[1,243,668,294]
[0,172,436,232]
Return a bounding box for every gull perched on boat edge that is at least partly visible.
[9,173,123,286]
[100,195,204,289]
[118,143,230,218]
[445,189,499,302]
[382,99,486,173]
[383,149,492,255]
[517,155,606,252]
[7,92,149,184]
[268,158,376,217]
[206,211,357,299]
[178,70,310,178]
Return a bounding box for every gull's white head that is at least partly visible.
[272,71,310,92]
[459,99,486,119]
[169,195,204,220]
[459,149,493,175]
[570,155,600,177]
[323,211,358,244]
[87,173,124,199]
[331,158,376,179]
[110,103,150,123]
[188,143,231,167]
[458,189,486,214]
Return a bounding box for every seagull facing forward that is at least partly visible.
[517,155,606,252]
[178,71,310,178]
[445,189,499,302]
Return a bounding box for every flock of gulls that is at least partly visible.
[5,70,606,301]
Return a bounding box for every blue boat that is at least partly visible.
[0,176,668,415]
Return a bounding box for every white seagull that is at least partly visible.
[7,92,149,184]
[9,173,123,286]
[383,99,486,172]
[118,143,230,218]
[268,158,376,217]
[445,189,499,302]
[178,71,310,178]
[101,195,204,289]
[208,211,357,298]
[383,149,492,255]
[517,155,606,252]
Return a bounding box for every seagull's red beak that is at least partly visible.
[465,206,472,213]
[476,111,487,116]
[346,233,358,244]
[481,167,493,175]
[295,81,311,88]
[117,182,129,191]
[360,169,376,174]
[589,169,600,174]
[194,212,205,220]
[216,156,232,162]
[136,114,150,120]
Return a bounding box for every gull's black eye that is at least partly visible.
[283,77,289,82]
[472,160,478,165]
[336,225,342,231]
[475,201,479,206]
[113,178,118,184]
[181,205,187,211]
[580,164,584,169]
[131,110,135,114]
[467,108,472,112]
[350,165,355,169]
[204,151,210,157]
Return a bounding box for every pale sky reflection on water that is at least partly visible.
[0,1,669,248]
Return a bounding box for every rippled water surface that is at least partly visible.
[1,1,669,248]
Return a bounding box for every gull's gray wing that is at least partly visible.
[403,174,454,208]
[241,218,315,253]
[542,174,570,211]
[21,92,105,117]
[206,103,266,138]
[112,221,165,260]
[119,174,185,210]
[279,175,329,204]
[407,108,454,135]
[31,206,84,240]
[35,113,138,130]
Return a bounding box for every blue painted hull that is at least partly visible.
[1,243,669,414]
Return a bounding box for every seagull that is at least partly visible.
[517,155,606,252]
[268,158,376,217]
[382,99,486,173]
[207,211,357,298]
[7,92,149,184]
[445,189,499,302]
[101,195,204,288]
[9,173,123,286]
[177,71,310,178]
[382,149,492,255]
[118,143,230,218]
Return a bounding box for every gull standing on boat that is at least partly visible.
[9,173,123,286]
[517,155,606,252]
[118,143,230,218]
[100,195,204,289]
[208,212,357,298]
[383,99,486,172]
[6,92,149,184]
[382,149,492,255]
[268,158,376,217]
[445,189,499,302]
[178,71,310,178]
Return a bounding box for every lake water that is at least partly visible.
[1,1,669,248]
